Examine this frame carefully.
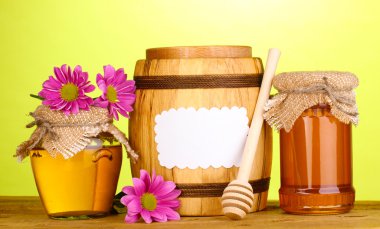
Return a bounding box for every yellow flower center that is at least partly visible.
[141,193,157,211]
[60,83,79,102]
[106,86,118,103]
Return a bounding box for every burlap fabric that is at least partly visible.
[15,105,138,162]
[263,71,359,132]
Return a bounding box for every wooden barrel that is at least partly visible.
[129,46,272,216]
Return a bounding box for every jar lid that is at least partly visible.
[15,105,138,162]
[273,71,358,91]
[264,71,359,132]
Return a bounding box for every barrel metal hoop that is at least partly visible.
[177,177,270,198]
[134,74,263,89]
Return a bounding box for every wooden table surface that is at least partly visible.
[0,197,379,228]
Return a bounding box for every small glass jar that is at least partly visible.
[279,104,355,214]
[30,133,122,219]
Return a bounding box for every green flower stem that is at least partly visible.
[30,94,44,101]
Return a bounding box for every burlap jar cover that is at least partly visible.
[263,71,359,132]
[15,105,138,162]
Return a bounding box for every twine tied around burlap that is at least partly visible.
[263,71,359,132]
[15,105,138,162]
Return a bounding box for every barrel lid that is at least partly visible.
[146,46,252,59]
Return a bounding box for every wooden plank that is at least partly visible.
[0,197,379,228]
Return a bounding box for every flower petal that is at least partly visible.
[77,72,88,86]
[61,104,72,113]
[45,75,62,88]
[63,109,71,115]
[112,108,119,120]
[61,64,68,77]
[156,206,180,221]
[77,98,91,109]
[67,66,72,82]
[54,67,67,84]
[125,213,139,223]
[115,68,126,84]
[72,69,78,84]
[96,74,107,92]
[116,96,135,106]
[118,94,136,103]
[116,87,135,95]
[93,98,109,108]
[149,173,164,193]
[127,198,142,215]
[150,210,168,222]
[153,181,176,197]
[157,200,180,209]
[74,65,82,73]
[71,100,79,114]
[140,209,152,224]
[139,170,151,192]
[120,194,138,206]
[157,189,181,201]
[104,65,115,79]
[132,178,146,196]
[49,99,67,110]
[122,186,136,195]
[42,98,61,107]
[115,102,133,113]
[83,84,95,93]
[115,80,135,91]
[39,90,61,100]
[115,108,130,119]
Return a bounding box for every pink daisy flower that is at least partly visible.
[93,65,136,120]
[120,170,181,224]
[38,64,95,115]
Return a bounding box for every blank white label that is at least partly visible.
[154,107,249,169]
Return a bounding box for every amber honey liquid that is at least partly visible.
[279,105,355,214]
[30,145,122,219]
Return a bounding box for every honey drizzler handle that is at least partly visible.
[221,48,280,220]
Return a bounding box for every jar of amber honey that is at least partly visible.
[30,135,122,219]
[264,71,359,214]
[279,104,354,214]
[16,105,138,219]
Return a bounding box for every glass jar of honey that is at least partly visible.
[279,104,354,214]
[263,71,359,215]
[30,134,122,219]
[16,105,138,219]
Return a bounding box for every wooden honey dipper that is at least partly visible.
[221,48,281,220]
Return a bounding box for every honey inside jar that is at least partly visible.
[30,144,122,219]
[279,104,355,214]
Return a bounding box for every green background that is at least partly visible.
[1,0,379,200]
